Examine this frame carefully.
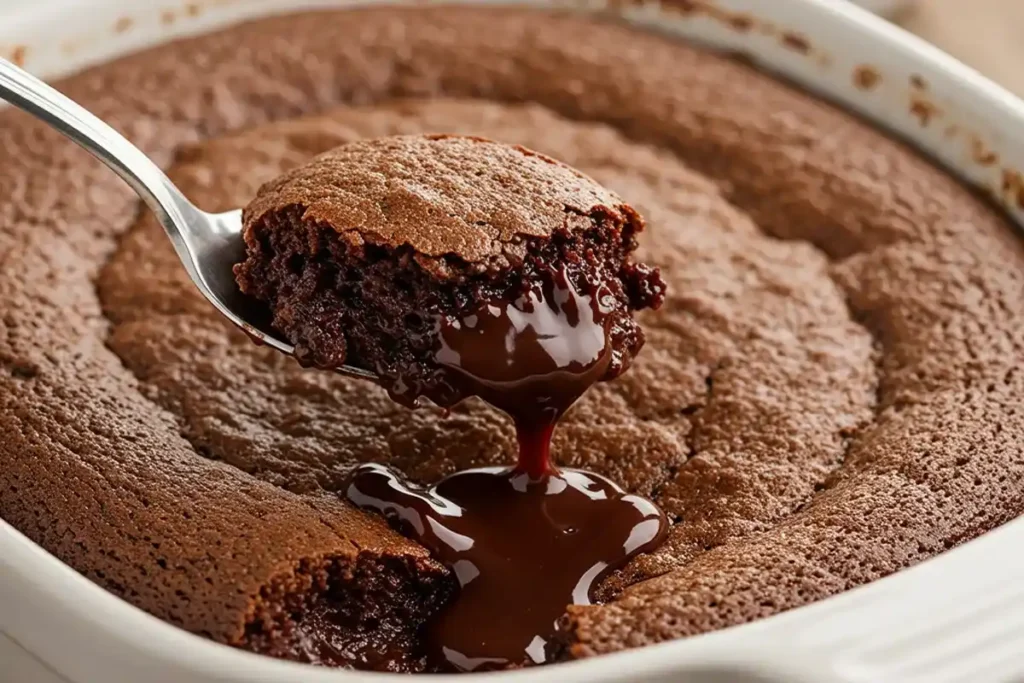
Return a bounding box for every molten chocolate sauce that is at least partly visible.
[433,268,616,477]
[346,268,668,671]
[348,465,665,671]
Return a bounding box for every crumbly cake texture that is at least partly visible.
[234,134,660,400]
[1,6,1022,670]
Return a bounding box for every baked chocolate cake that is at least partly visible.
[234,134,664,410]
[1,5,1023,674]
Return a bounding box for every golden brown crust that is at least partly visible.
[242,134,630,270]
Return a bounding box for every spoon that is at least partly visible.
[0,57,375,381]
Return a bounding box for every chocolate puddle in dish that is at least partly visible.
[348,465,666,671]
[1,5,1023,674]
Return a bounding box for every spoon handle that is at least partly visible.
[0,58,201,262]
[0,58,378,383]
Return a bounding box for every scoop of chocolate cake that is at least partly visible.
[234,134,665,414]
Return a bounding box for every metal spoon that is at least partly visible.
[0,57,375,381]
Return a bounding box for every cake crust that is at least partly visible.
[240,134,629,269]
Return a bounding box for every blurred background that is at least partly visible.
[883,0,1024,96]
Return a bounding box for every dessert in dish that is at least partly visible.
[1,5,1023,675]
[236,132,667,669]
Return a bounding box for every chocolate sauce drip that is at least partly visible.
[346,267,669,671]
[347,464,666,671]
[432,268,616,477]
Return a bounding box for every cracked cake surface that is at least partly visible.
[239,133,633,265]
[1,5,1023,672]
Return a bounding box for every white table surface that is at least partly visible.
[904,0,1024,96]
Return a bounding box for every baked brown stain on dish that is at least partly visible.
[9,45,27,67]
[853,65,882,91]
[655,0,824,61]
[780,31,811,55]
[676,1,756,33]
[1001,169,1024,209]
[113,17,134,34]
[727,13,754,32]
[658,0,754,31]
[970,137,999,167]
[905,75,1016,208]
[909,95,940,126]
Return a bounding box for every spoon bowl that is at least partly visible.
[0,57,376,382]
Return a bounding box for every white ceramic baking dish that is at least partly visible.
[2,1,1024,681]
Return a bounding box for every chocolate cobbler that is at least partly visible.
[2,5,1024,675]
